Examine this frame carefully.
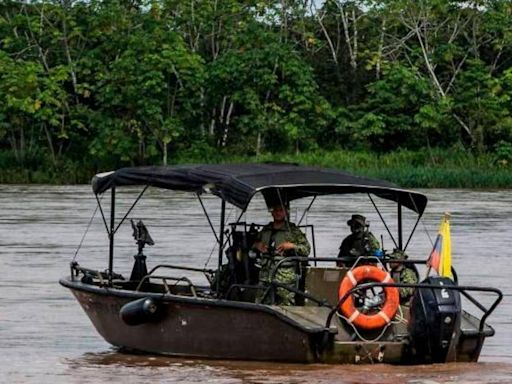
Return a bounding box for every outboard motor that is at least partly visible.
[407,276,461,363]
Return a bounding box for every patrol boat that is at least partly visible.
[60,163,502,364]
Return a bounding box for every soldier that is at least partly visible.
[337,214,380,267]
[388,249,419,304]
[253,204,310,305]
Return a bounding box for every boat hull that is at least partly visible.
[62,279,323,362]
[61,277,494,364]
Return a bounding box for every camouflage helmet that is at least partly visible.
[389,249,408,260]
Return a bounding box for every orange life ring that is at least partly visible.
[338,265,399,330]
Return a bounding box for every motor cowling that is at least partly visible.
[407,276,461,363]
[120,297,160,326]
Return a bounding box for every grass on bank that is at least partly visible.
[1,147,511,188]
[238,150,512,188]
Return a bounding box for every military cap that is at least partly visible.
[347,214,367,226]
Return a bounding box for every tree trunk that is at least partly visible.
[43,123,56,165]
[162,143,167,165]
[60,1,78,101]
[221,101,234,147]
[376,17,386,79]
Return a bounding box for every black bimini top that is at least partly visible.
[92,163,427,215]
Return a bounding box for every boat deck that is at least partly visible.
[461,310,494,337]
[271,306,338,334]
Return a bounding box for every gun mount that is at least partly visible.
[130,219,154,281]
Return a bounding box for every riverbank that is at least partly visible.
[1,148,511,188]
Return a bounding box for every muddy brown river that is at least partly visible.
[0,185,511,383]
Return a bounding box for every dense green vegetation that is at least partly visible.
[1,1,511,186]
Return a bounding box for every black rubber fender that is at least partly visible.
[120,297,160,326]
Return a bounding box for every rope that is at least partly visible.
[72,196,102,262]
[335,304,408,343]
[336,311,391,343]
[421,218,435,249]
[407,191,435,249]
[392,305,408,324]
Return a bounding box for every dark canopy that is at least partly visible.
[92,163,428,215]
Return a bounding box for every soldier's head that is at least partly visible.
[347,214,367,235]
[270,204,289,223]
[389,249,408,269]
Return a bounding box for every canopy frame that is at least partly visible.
[90,164,428,284]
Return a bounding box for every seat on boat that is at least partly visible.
[304,266,348,306]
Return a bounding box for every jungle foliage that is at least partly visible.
[0,0,511,184]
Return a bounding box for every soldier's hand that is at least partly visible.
[276,241,295,254]
[254,240,268,253]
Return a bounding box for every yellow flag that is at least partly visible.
[427,213,453,279]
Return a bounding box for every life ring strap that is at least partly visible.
[347,270,357,286]
[377,310,391,323]
[347,309,360,323]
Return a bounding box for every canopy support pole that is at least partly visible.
[297,195,316,226]
[404,214,422,251]
[108,187,116,285]
[96,194,109,235]
[368,193,398,249]
[398,203,403,250]
[404,192,425,251]
[197,193,219,244]
[113,185,148,234]
[216,199,226,297]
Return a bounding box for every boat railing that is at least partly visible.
[148,264,215,279]
[261,255,388,306]
[268,256,502,335]
[139,264,218,295]
[224,282,331,307]
[135,274,199,297]
[328,281,503,348]
[265,256,342,305]
[269,255,460,296]
[224,283,266,300]
[69,261,123,285]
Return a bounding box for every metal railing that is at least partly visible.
[135,275,198,297]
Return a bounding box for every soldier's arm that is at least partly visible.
[253,226,269,253]
[369,233,380,252]
[399,268,418,299]
[338,237,350,257]
[292,228,311,256]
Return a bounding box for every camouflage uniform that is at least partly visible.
[337,231,380,267]
[255,222,310,305]
[389,250,419,304]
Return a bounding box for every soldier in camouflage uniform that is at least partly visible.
[337,214,380,267]
[253,205,310,305]
[388,249,418,304]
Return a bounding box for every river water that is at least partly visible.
[0,185,511,383]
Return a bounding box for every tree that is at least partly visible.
[90,9,204,165]
[207,25,332,154]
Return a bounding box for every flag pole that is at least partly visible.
[425,261,432,279]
